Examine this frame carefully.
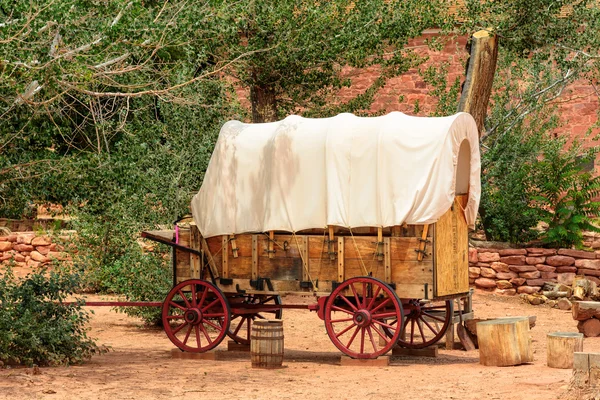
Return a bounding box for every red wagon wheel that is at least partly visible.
[162,279,231,353]
[225,294,282,345]
[324,277,403,359]
[385,299,453,349]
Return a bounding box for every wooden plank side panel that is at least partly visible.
[175,228,191,283]
[434,195,470,297]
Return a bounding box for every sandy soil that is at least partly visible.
[1,291,597,400]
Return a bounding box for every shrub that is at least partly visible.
[535,137,600,248]
[0,267,103,366]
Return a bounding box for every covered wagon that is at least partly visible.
[143,111,481,359]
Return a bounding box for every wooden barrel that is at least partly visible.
[251,319,284,369]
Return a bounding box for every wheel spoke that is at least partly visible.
[422,311,447,323]
[371,311,398,320]
[166,314,184,320]
[335,322,357,338]
[341,295,358,311]
[361,283,367,308]
[410,318,415,344]
[420,316,439,335]
[172,321,188,335]
[366,286,382,310]
[417,319,426,342]
[203,319,222,331]
[191,284,197,307]
[332,305,354,315]
[195,325,201,349]
[199,323,213,344]
[350,284,361,309]
[198,286,208,307]
[182,325,193,345]
[201,298,221,312]
[178,290,191,308]
[371,324,388,341]
[360,327,365,354]
[372,319,397,330]
[366,326,377,352]
[330,317,354,323]
[346,326,360,348]
[169,301,186,312]
[370,298,391,314]
[232,317,246,336]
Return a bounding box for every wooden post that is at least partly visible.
[230,235,239,258]
[337,237,344,283]
[328,226,335,261]
[268,231,275,259]
[547,332,583,369]
[417,224,429,262]
[476,317,533,366]
[252,235,258,280]
[301,235,309,282]
[383,237,391,284]
[221,235,229,279]
[377,227,383,262]
[457,29,499,136]
[190,226,201,279]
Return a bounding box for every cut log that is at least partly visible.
[457,29,499,136]
[573,352,590,387]
[542,290,569,299]
[573,276,597,301]
[577,318,600,337]
[572,301,600,321]
[476,317,533,366]
[465,315,536,337]
[546,332,583,369]
[590,353,600,386]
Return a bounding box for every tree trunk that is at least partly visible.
[476,317,533,366]
[250,83,278,123]
[546,332,583,369]
[457,29,499,137]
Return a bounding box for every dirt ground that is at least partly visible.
[1,291,598,400]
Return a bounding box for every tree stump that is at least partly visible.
[546,332,583,369]
[577,318,600,337]
[476,317,533,366]
[573,301,600,321]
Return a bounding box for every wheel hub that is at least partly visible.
[354,310,372,327]
[184,308,202,325]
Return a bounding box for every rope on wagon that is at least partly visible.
[291,231,318,292]
[348,227,370,277]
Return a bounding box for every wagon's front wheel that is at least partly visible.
[162,279,230,353]
[324,277,403,359]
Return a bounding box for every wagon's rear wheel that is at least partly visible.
[324,277,404,359]
[225,294,282,345]
[162,279,230,353]
[385,299,453,349]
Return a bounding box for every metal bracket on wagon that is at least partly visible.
[219,277,233,285]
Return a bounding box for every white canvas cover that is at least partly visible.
[191,112,480,238]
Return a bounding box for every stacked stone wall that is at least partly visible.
[0,232,72,269]
[470,247,600,295]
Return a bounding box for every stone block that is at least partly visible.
[541,272,558,279]
[0,242,12,252]
[526,257,545,265]
[558,249,596,259]
[496,271,518,280]
[526,279,548,286]
[496,280,513,289]
[519,271,541,279]
[468,267,481,279]
[536,265,556,272]
[478,252,500,263]
[13,244,34,252]
[475,278,497,289]
[556,266,578,273]
[31,236,52,246]
[500,256,526,265]
[498,249,527,256]
[575,259,600,270]
[490,262,510,273]
[495,288,517,296]
[526,248,557,256]
[509,265,537,272]
[547,255,576,266]
[517,286,541,294]
[468,248,478,263]
[557,273,576,285]
[510,278,526,286]
[480,267,497,279]
[577,269,600,277]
